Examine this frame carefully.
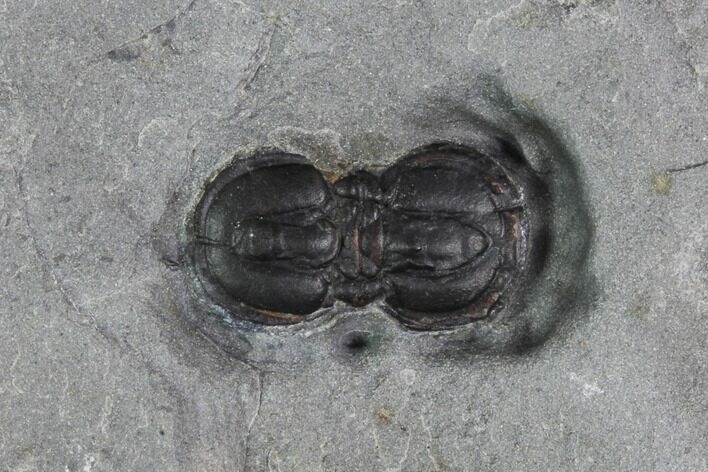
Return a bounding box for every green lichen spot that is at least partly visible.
[650,171,671,195]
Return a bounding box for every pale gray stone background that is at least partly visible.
[1,0,706,471]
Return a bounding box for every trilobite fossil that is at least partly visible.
[192,142,549,330]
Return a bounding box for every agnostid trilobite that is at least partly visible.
[192,142,549,330]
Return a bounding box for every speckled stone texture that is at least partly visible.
[1,1,706,471]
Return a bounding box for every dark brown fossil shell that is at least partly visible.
[192,142,549,330]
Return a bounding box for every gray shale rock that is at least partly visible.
[1,0,705,470]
